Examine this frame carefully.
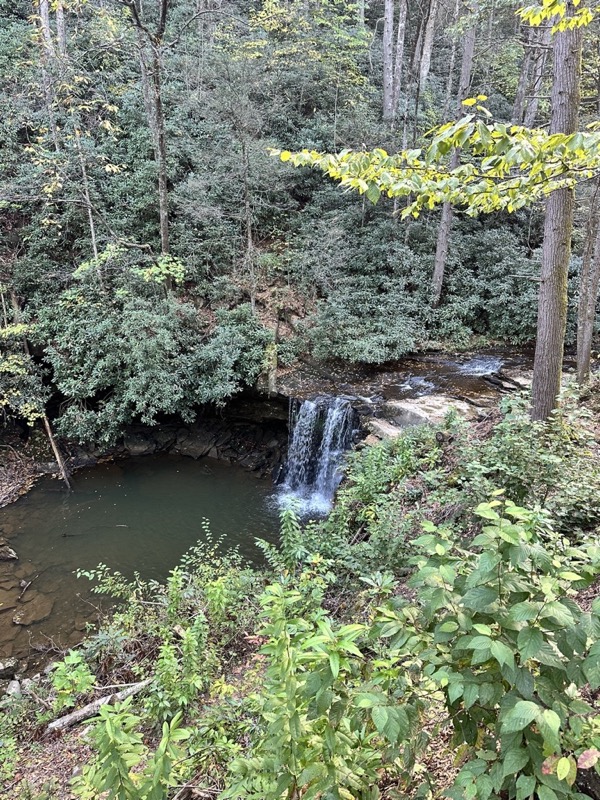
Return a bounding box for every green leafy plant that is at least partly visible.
[372,495,600,799]
[51,650,96,711]
[72,699,191,800]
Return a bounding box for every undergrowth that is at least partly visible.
[3,396,600,800]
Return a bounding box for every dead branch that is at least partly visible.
[46,678,152,734]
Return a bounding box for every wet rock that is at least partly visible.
[173,428,217,459]
[12,594,54,626]
[382,395,477,427]
[123,432,157,457]
[366,419,405,440]
[0,657,18,678]
[0,588,18,615]
[0,545,18,561]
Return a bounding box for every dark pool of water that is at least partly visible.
[0,455,280,664]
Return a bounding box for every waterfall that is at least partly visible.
[279,396,355,514]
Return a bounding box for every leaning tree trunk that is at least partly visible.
[531,5,582,421]
[576,179,600,385]
[431,6,477,306]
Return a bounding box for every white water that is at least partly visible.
[279,396,355,515]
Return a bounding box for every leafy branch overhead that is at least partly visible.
[276,109,600,217]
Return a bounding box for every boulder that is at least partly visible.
[0,657,18,678]
[173,428,217,459]
[366,419,405,441]
[382,395,478,427]
[123,432,157,457]
[5,679,21,697]
[12,594,54,626]
[0,545,18,562]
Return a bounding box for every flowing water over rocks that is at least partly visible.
[279,396,357,515]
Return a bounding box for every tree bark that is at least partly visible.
[431,4,476,306]
[531,6,582,421]
[127,0,170,258]
[38,0,56,59]
[382,0,394,120]
[391,0,409,121]
[576,179,600,385]
[418,0,439,88]
[512,26,535,124]
[55,0,67,57]
[523,26,551,127]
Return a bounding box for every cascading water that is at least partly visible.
[279,396,355,514]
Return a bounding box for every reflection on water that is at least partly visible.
[0,455,280,664]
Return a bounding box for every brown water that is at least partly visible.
[0,455,280,666]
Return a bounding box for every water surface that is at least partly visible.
[0,455,279,663]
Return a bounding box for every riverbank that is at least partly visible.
[2,388,600,800]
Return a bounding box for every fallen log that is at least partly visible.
[46,677,152,734]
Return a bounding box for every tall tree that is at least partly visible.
[431,1,477,306]
[382,0,408,122]
[531,2,583,421]
[122,0,171,258]
[511,24,551,127]
[576,178,600,384]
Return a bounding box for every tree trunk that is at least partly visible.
[382,0,394,120]
[441,0,460,121]
[56,0,67,57]
[127,1,170,259]
[512,26,535,124]
[391,0,409,121]
[418,0,439,88]
[523,25,551,127]
[151,47,170,257]
[531,6,582,421]
[576,179,600,385]
[38,0,56,58]
[431,6,476,306]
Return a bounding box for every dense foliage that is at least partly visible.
[2,404,600,799]
[0,0,598,439]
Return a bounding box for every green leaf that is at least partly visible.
[502,701,540,733]
[371,705,389,734]
[503,747,530,777]
[490,640,514,669]
[509,602,541,623]
[439,621,459,632]
[298,762,327,786]
[516,774,536,800]
[517,627,544,661]
[365,183,381,204]
[538,709,561,752]
[328,651,340,679]
[460,587,498,611]
[537,786,558,800]
[556,757,570,781]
